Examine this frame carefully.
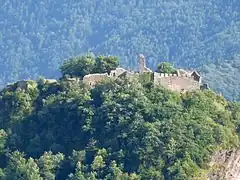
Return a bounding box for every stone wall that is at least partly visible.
[109,67,127,78]
[82,71,201,92]
[154,72,200,92]
[83,73,109,88]
[82,68,135,88]
[81,54,201,92]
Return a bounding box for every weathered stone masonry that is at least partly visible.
[82,54,203,92]
[153,72,201,92]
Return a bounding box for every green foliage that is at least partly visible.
[94,56,119,74]
[60,54,119,78]
[0,67,239,179]
[37,152,65,180]
[157,62,177,74]
[0,130,7,154]
[0,81,39,129]
[60,54,96,78]
[200,55,240,101]
[0,168,5,179]
[138,72,153,85]
[4,151,42,180]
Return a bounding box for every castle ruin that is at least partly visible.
[82,54,203,92]
[7,55,203,93]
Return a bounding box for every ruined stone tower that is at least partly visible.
[138,54,152,73]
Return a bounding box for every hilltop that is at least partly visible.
[0,55,240,179]
[7,54,205,94]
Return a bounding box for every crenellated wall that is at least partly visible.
[82,71,201,92]
[153,72,200,92]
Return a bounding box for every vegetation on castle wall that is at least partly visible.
[138,72,154,85]
[157,62,177,74]
[0,62,239,179]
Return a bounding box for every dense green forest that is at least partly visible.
[200,54,240,101]
[0,56,240,179]
[0,0,239,100]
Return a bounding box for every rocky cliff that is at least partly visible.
[208,149,240,180]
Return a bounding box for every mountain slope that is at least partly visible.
[200,55,240,101]
[0,59,240,179]
[0,0,239,86]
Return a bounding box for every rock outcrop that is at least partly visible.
[208,149,240,180]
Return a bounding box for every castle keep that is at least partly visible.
[83,54,203,92]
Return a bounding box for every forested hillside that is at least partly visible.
[0,57,240,179]
[200,54,240,101]
[1,0,239,98]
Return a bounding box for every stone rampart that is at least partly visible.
[83,73,109,88]
[154,72,200,92]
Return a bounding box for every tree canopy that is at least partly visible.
[60,55,119,78]
[200,55,240,101]
[0,62,239,179]
[157,62,177,74]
